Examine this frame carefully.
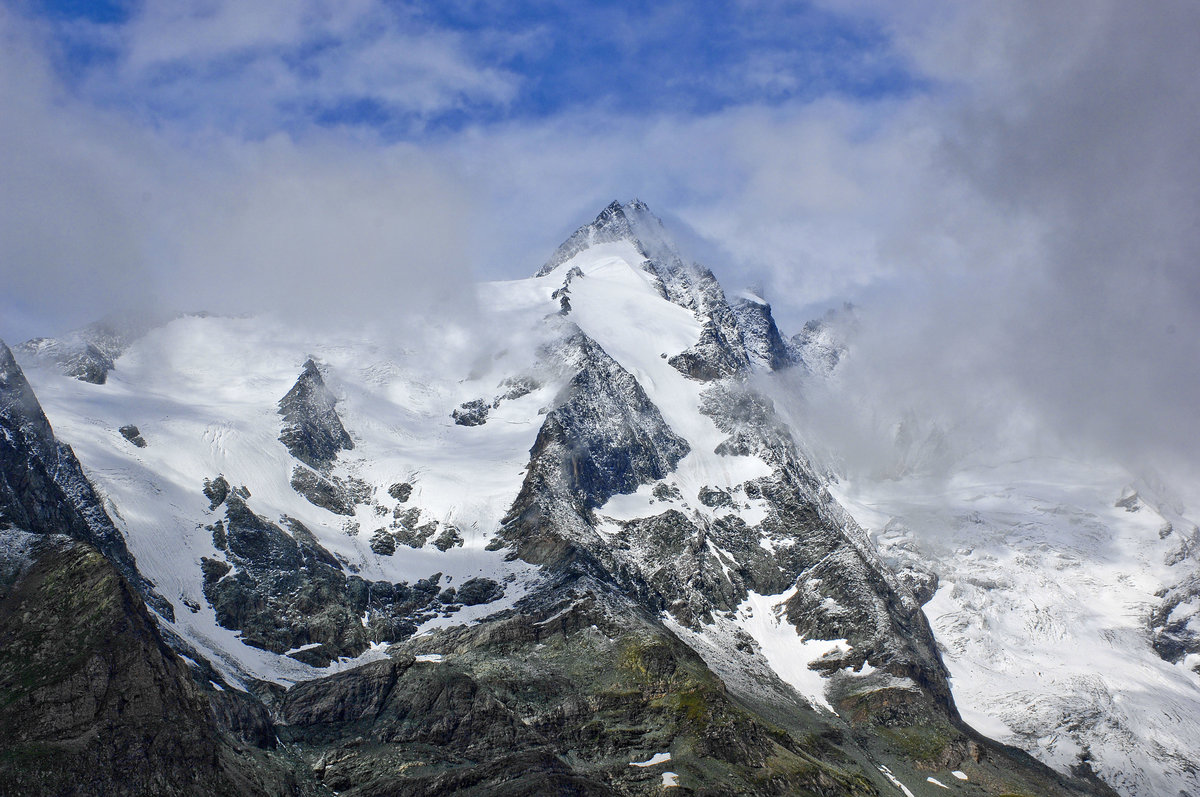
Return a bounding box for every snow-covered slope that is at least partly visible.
[832,459,1200,797]
[17,314,550,684]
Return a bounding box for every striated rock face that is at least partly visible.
[0,532,295,796]
[0,340,172,620]
[730,294,793,372]
[501,329,689,568]
[279,359,353,472]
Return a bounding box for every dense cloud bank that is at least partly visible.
[1,1,1195,484]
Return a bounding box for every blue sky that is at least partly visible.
[31,0,921,139]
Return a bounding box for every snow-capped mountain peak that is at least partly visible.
[0,201,1143,796]
[536,198,683,279]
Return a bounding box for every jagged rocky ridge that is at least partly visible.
[0,202,1124,795]
[0,531,299,796]
[0,340,172,619]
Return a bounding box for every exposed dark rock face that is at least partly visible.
[19,338,114,384]
[279,359,353,472]
[697,485,734,508]
[0,533,295,796]
[1151,556,1200,666]
[432,525,464,551]
[370,528,397,556]
[388,482,413,502]
[0,340,172,620]
[456,577,503,606]
[388,505,442,549]
[668,320,748,381]
[201,487,501,666]
[118,424,147,447]
[290,464,360,515]
[202,475,231,510]
[505,330,689,534]
[451,398,490,426]
[730,294,793,371]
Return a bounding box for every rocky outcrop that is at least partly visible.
[0,340,172,620]
[451,398,490,426]
[502,330,689,559]
[278,359,353,472]
[118,424,147,447]
[289,464,368,516]
[730,294,793,371]
[201,487,501,666]
[0,532,295,796]
[667,319,748,380]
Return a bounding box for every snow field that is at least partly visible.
[832,457,1200,797]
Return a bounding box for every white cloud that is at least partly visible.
[0,8,478,340]
[1,0,1196,484]
[68,0,521,133]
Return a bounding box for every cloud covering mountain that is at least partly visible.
[1,0,1197,484]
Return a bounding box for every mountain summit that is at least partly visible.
[536,199,680,278]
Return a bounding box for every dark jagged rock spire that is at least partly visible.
[278,359,353,473]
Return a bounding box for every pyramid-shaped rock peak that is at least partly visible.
[536,199,678,277]
[278,359,353,472]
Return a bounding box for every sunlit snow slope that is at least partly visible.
[833,458,1200,797]
[19,313,555,685]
